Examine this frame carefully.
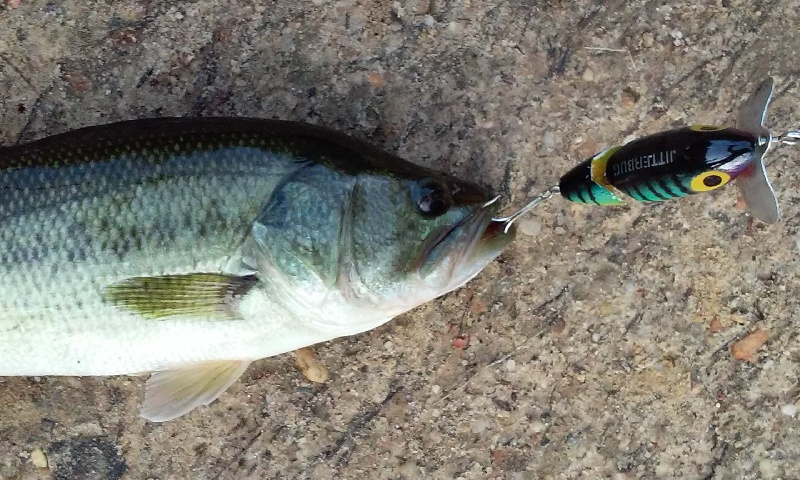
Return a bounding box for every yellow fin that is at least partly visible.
[141,360,251,422]
[104,273,258,320]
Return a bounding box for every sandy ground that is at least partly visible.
[2,1,800,479]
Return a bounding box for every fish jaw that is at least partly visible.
[416,202,516,297]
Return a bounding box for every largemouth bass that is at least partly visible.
[0,118,515,421]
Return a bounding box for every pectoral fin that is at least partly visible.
[105,273,258,320]
[141,360,251,422]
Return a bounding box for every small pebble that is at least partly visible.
[781,404,797,417]
[709,316,723,333]
[759,458,781,477]
[471,419,487,434]
[30,448,48,469]
[505,359,516,372]
[582,68,595,82]
[620,87,639,109]
[518,218,542,237]
[447,21,463,34]
[731,329,768,362]
[295,347,330,383]
[596,302,614,316]
[542,131,556,150]
[406,0,430,14]
[431,384,442,395]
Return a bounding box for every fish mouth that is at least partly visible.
[479,217,516,243]
[469,209,518,262]
[416,201,512,278]
[438,208,492,255]
[414,215,477,271]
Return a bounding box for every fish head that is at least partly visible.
[247,160,515,318]
[343,172,515,309]
[403,175,514,289]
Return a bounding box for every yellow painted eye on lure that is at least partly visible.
[689,170,731,192]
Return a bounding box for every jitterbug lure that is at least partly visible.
[494,76,799,232]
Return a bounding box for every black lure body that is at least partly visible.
[559,126,759,205]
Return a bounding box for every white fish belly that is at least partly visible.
[0,252,351,376]
[0,262,393,376]
[0,300,337,377]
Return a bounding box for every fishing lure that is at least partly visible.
[493,77,800,231]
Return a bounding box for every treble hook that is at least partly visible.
[492,185,560,233]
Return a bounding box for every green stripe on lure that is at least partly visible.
[0,118,516,422]
[494,77,799,231]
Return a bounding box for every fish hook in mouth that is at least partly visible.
[412,204,498,274]
[491,185,560,233]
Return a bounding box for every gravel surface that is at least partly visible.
[2,1,800,479]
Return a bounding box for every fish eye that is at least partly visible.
[413,178,453,218]
[690,170,731,192]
